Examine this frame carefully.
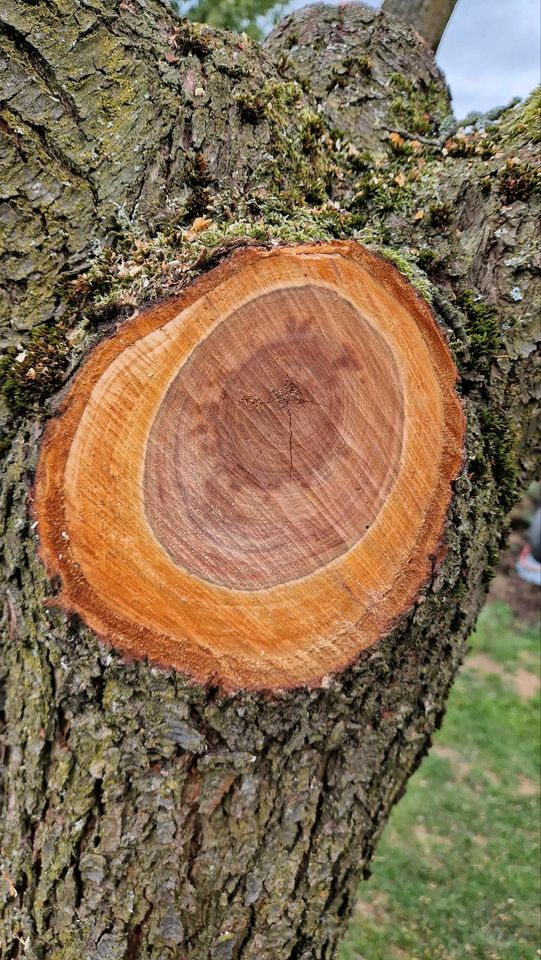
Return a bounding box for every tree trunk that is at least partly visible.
[382,0,460,52]
[1,2,539,958]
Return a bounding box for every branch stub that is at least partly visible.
[35,242,464,690]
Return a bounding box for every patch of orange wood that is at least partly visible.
[34,242,464,690]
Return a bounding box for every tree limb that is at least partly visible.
[382,0,460,52]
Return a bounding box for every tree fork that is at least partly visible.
[1,1,539,958]
[267,5,540,477]
[382,0,460,52]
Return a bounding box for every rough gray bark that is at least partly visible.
[382,0,460,51]
[266,2,452,150]
[266,4,540,476]
[0,0,323,343]
[1,2,539,958]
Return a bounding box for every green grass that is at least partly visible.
[340,602,541,960]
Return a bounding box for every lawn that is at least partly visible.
[340,601,541,960]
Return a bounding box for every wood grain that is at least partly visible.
[34,242,465,690]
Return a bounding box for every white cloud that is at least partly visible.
[438,0,540,115]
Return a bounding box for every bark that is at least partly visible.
[266,4,540,476]
[0,0,322,343]
[382,0,460,52]
[1,2,540,958]
[265,2,452,150]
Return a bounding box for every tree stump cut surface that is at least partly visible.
[35,242,464,689]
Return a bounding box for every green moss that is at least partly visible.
[356,55,373,77]
[328,54,373,91]
[255,107,331,203]
[267,80,304,110]
[346,148,374,174]
[235,89,267,123]
[299,108,326,154]
[416,248,437,271]
[444,133,495,160]
[498,158,541,203]
[388,135,416,159]
[233,78,332,201]
[342,127,448,231]
[236,79,302,123]
[172,20,216,59]
[350,165,414,225]
[65,199,351,336]
[456,289,501,372]
[428,202,453,228]
[273,49,296,80]
[353,173,390,211]
[389,73,450,137]
[479,174,493,195]
[497,87,541,145]
[479,407,519,511]
[0,324,70,414]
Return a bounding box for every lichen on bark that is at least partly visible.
[1,1,540,957]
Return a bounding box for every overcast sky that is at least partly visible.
[279,0,540,117]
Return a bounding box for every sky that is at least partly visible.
[279,0,541,117]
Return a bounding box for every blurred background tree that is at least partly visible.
[171,0,287,39]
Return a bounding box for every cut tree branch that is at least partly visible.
[34,242,464,689]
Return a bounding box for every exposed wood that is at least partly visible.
[35,242,464,689]
[382,0,460,52]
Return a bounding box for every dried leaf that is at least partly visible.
[188,217,213,236]
[117,263,143,279]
